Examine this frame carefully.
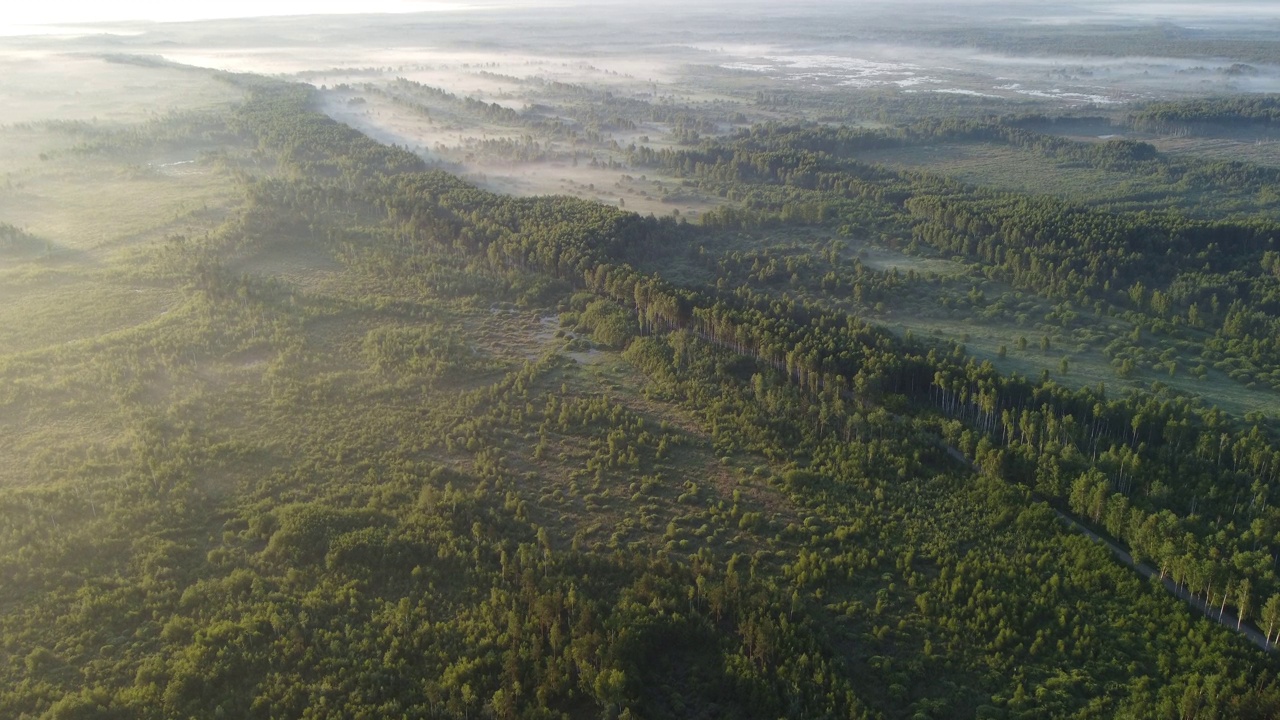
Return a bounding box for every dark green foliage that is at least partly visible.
[1129,95,1280,135]
[227,81,425,181]
[10,75,1280,720]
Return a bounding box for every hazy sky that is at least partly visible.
[6,0,1279,34]
[3,1,515,27]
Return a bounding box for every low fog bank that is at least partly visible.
[6,0,1279,211]
[13,0,1270,108]
[2,0,1267,87]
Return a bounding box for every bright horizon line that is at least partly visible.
[4,0,1277,38]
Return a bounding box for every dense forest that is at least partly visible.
[10,53,1280,720]
[1128,96,1280,136]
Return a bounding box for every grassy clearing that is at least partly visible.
[0,54,244,126]
[877,286,1280,418]
[0,146,242,362]
[857,142,1170,204]
[0,61,253,485]
[1151,135,1280,169]
[0,278,179,354]
[857,137,1280,218]
[0,154,238,255]
[478,166,718,219]
[679,225,1280,419]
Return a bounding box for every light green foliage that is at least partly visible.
[363,324,484,378]
[576,298,639,349]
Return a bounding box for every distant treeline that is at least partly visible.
[0,222,46,254]
[906,25,1280,66]
[227,81,425,180]
[1128,95,1280,135]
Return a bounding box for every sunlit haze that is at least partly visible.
[1,1,512,33]
[7,0,1280,716]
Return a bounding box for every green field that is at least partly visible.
[1152,135,1280,169]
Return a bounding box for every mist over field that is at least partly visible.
[9,2,1280,718]
[10,0,1276,206]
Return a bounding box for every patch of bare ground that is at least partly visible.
[475,308,565,363]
